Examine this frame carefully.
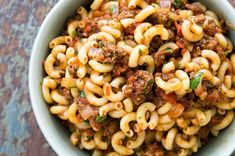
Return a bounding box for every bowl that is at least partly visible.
[29,0,235,156]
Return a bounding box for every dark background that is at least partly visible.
[0,0,234,155]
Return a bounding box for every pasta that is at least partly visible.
[42,0,235,155]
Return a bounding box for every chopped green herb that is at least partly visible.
[71,30,77,38]
[95,115,107,123]
[144,79,154,94]
[83,120,89,124]
[98,41,104,47]
[87,136,93,141]
[80,90,86,98]
[109,4,118,15]
[173,0,183,8]
[190,71,204,89]
[176,62,181,69]
[138,49,143,55]
[165,47,174,54]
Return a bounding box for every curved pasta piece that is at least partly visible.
[137,102,156,130]
[215,99,235,110]
[127,131,146,149]
[78,41,98,65]
[51,89,69,105]
[175,70,190,96]
[158,42,179,52]
[99,102,123,116]
[81,132,96,150]
[120,112,136,136]
[138,55,155,73]
[84,89,108,106]
[182,20,203,42]
[89,60,114,73]
[175,134,197,149]
[103,82,125,102]
[135,5,156,22]
[155,77,182,92]
[143,25,169,47]
[88,32,116,43]
[94,131,108,150]
[178,50,191,69]
[201,50,221,71]
[129,44,149,68]
[134,23,152,44]
[42,76,57,103]
[212,110,234,130]
[111,131,134,155]
[162,127,178,150]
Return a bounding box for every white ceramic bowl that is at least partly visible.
[29,0,235,155]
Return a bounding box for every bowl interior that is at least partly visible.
[29,0,235,156]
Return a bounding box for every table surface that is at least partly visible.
[0,0,234,156]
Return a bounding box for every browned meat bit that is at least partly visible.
[88,42,127,64]
[199,36,218,50]
[103,120,119,139]
[167,29,175,41]
[75,97,99,120]
[154,47,176,69]
[117,8,139,20]
[155,87,177,105]
[149,36,164,53]
[203,20,222,36]
[191,46,201,58]
[140,142,164,156]
[176,36,188,49]
[124,23,140,35]
[75,97,103,131]
[124,70,154,105]
[209,115,224,126]
[112,56,129,77]
[62,88,73,100]
[205,90,222,103]
[186,2,205,15]
[156,8,169,24]
[155,71,175,81]
[193,14,206,24]
[82,19,99,37]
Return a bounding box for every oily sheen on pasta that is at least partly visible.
[42,0,235,155]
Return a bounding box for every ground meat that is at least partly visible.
[103,120,119,139]
[88,42,127,64]
[191,46,201,58]
[145,0,157,4]
[112,55,129,77]
[117,7,139,20]
[176,36,188,49]
[75,97,98,120]
[62,88,73,100]
[156,9,169,24]
[153,48,174,69]
[124,70,154,105]
[199,36,218,50]
[149,36,164,53]
[82,19,99,37]
[203,20,222,36]
[209,115,224,126]
[186,2,205,15]
[193,14,206,24]
[124,23,140,35]
[155,87,177,105]
[155,71,175,81]
[167,29,175,41]
[89,117,102,131]
[140,142,164,156]
[205,90,222,103]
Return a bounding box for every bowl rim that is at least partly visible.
[29,0,235,156]
[29,0,68,155]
